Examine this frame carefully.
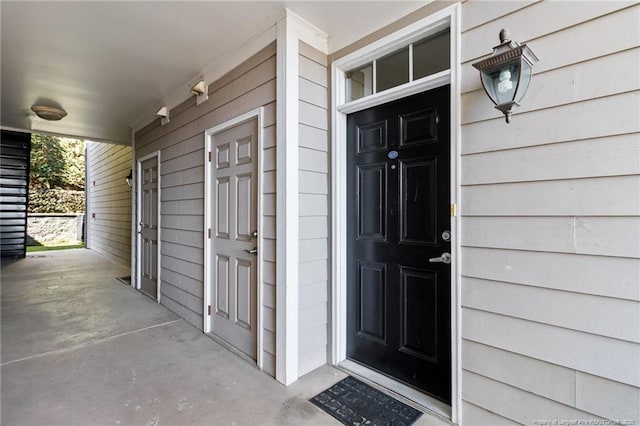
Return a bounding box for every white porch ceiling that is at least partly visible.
[1,1,427,144]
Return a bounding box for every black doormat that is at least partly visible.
[310,376,422,426]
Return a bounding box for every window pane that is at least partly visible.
[413,30,450,80]
[346,64,373,101]
[376,47,409,93]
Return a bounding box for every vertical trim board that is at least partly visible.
[275,11,300,386]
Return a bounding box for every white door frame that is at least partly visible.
[203,107,264,369]
[136,150,162,303]
[330,4,462,422]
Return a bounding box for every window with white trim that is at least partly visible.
[345,29,450,102]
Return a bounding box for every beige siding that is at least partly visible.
[463,370,605,424]
[86,141,132,266]
[460,2,640,423]
[298,40,330,376]
[133,43,277,376]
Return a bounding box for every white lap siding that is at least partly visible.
[297,41,330,376]
[459,2,640,422]
[86,141,132,266]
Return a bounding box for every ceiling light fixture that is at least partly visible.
[191,79,208,105]
[157,106,170,126]
[31,105,67,121]
[191,80,206,95]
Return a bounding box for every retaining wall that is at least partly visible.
[27,213,84,245]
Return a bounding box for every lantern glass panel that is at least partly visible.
[480,71,497,104]
[514,59,533,104]
[482,61,520,106]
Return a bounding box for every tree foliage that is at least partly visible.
[30,134,85,191]
[29,134,85,213]
[29,189,85,213]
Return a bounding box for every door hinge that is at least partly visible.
[208,228,211,239]
[208,305,211,315]
[208,151,212,162]
[450,203,457,217]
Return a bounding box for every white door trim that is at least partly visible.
[130,131,137,289]
[203,107,264,370]
[330,3,462,422]
[136,150,162,303]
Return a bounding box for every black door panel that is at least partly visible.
[347,87,451,402]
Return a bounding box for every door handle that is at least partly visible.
[244,248,258,255]
[429,252,451,264]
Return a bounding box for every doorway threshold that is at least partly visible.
[338,359,452,421]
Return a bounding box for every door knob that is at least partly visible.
[429,252,451,264]
[244,248,258,255]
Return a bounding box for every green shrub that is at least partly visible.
[28,189,85,213]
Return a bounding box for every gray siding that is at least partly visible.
[460,1,640,422]
[85,141,132,266]
[134,43,277,376]
[298,41,330,376]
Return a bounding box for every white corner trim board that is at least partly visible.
[285,8,328,54]
[275,11,299,387]
[130,130,137,289]
[274,9,328,387]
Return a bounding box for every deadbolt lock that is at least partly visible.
[442,230,451,242]
[252,230,258,238]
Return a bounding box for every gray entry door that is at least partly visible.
[210,119,258,360]
[139,156,159,299]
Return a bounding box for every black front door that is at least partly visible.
[347,86,451,403]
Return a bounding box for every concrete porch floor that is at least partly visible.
[1,249,450,426]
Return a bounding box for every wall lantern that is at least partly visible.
[472,28,539,123]
[125,169,133,188]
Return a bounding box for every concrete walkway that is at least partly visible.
[1,249,449,426]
